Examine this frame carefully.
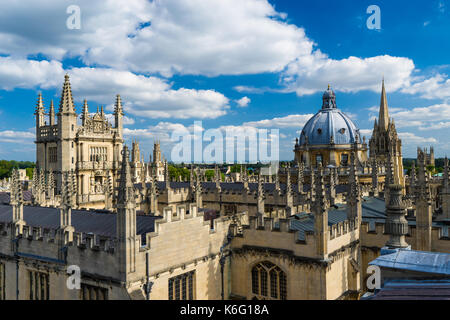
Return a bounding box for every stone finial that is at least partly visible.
[117,146,135,206]
[297,161,304,194]
[371,157,379,195]
[313,165,327,212]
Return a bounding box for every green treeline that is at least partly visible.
[0,160,35,179]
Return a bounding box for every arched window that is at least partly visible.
[251,261,287,300]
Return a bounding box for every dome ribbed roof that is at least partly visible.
[299,87,360,145]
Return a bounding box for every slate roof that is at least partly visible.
[0,191,32,204]
[289,206,349,241]
[135,181,348,194]
[0,204,159,239]
[363,280,450,300]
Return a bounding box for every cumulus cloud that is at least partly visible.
[0,0,311,77]
[401,74,450,100]
[236,96,251,107]
[243,114,314,128]
[390,104,450,129]
[282,53,415,96]
[0,58,230,119]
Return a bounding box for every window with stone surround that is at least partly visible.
[251,261,287,300]
[28,270,49,300]
[80,283,108,300]
[168,270,195,300]
[49,147,57,163]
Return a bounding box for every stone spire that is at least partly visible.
[371,157,379,196]
[313,165,328,258]
[81,99,89,125]
[190,165,195,190]
[105,174,113,210]
[117,146,135,206]
[348,152,362,225]
[415,148,432,251]
[328,166,336,206]
[309,165,315,203]
[286,164,293,213]
[58,74,76,114]
[116,146,137,279]
[257,172,265,214]
[59,172,75,244]
[378,78,389,131]
[385,184,409,249]
[297,161,304,194]
[195,167,203,208]
[35,93,45,128]
[114,94,124,135]
[242,165,249,191]
[49,99,55,126]
[214,165,221,191]
[150,174,159,214]
[47,170,55,203]
[10,169,25,236]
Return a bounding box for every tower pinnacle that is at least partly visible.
[58,74,76,114]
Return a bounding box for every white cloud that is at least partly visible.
[0,58,230,119]
[243,114,314,128]
[236,96,251,108]
[398,132,437,144]
[391,104,450,129]
[282,53,415,96]
[0,0,311,77]
[401,74,450,100]
[0,130,34,143]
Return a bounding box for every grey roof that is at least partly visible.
[135,181,347,194]
[0,204,159,239]
[0,191,32,204]
[369,249,450,275]
[289,206,349,241]
[363,280,450,300]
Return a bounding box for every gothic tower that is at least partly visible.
[369,79,405,189]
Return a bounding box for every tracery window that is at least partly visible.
[251,261,287,300]
[168,271,195,300]
[28,270,49,300]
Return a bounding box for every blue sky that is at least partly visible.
[0,0,449,161]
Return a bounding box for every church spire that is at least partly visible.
[81,99,89,125]
[49,99,55,126]
[58,74,76,114]
[378,78,389,131]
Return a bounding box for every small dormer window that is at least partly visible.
[339,128,346,134]
[317,128,322,134]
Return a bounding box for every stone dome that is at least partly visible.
[299,86,360,145]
